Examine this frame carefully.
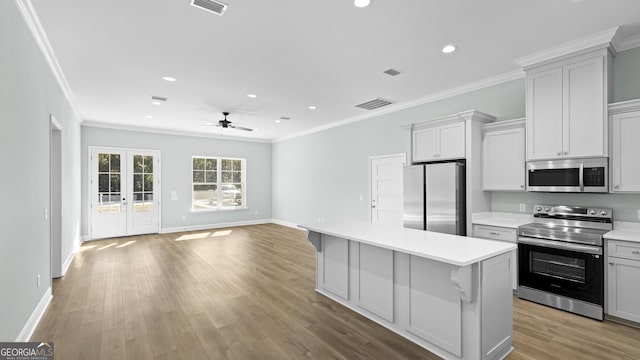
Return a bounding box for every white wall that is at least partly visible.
[272,79,526,225]
[0,1,82,340]
[81,127,273,236]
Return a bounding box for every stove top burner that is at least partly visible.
[519,204,613,247]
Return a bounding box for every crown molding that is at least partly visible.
[14,0,83,124]
[82,121,272,144]
[480,118,525,132]
[273,70,524,143]
[618,33,640,52]
[608,99,640,114]
[515,27,620,69]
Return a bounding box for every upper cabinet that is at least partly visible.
[609,100,640,193]
[413,122,465,162]
[481,119,526,191]
[524,51,610,160]
[516,28,619,161]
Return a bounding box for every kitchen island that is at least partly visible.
[300,222,516,360]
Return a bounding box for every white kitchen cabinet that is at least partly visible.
[472,224,518,291]
[607,239,640,323]
[609,100,640,193]
[413,122,465,162]
[481,119,525,191]
[524,50,610,161]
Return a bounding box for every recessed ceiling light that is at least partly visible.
[151,101,162,106]
[275,120,281,123]
[442,44,457,54]
[161,76,177,82]
[308,106,317,110]
[247,94,257,98]
[146,115,153,118]
[354,0,370,7]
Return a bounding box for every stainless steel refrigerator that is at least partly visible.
[403,161,466,235]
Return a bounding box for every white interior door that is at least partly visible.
[370,154,406,226]
[90,147,160,239]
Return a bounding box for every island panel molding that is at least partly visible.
[355,243,394,322]
[320,235,349,300]
[407,255,463,356]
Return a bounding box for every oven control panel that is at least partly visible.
[533,204,612,219]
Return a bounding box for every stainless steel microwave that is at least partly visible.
[527,157,608,193]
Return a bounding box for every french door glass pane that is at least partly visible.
[97,153,122,213]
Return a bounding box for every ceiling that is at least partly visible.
[30,0,640,141]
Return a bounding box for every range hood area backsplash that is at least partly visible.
[491,192,640,222]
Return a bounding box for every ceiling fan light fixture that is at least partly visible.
[308,106,317,110]
[161,76,176,82]
[354,0,370,8]
[247,93,257,98]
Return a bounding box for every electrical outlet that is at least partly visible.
[637,209,640,220]
[181,215,186,221]
[359,195,363,202]
[37,274,40,288]
[519,204,526,213]
[44,209,48,220]
[254,211,258,215]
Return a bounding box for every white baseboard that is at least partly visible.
[60,244,78,276]
[270,219,304,230]
[16,287,52,342]
[160,219,272,234]
[80,235,90,242]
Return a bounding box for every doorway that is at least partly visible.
[369,153,406,226]
[89,147,161,239]
[50,115,62,279]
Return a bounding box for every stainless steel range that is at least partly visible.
[517,204,612,320]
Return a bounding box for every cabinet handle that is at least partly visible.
[557,152,562,156]
[489,232,501,236]
[564,151,568,155]
[609,261,614,265]
[632,250,640,255]
[614,185,620,189]
[520,185,525,189]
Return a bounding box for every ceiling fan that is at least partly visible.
[211,112,253,132]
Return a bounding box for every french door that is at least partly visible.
[90,147,160,239]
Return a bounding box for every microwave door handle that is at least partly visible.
[579,163,584,192]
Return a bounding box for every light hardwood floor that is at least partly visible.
[32,224,640,359]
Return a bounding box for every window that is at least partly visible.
[192,156,245,211]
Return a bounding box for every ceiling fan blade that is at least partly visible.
[229,125,253,132]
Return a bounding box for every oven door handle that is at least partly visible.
[579,163,584,192]
[518,236,602,255]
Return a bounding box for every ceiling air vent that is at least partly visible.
[191,0,228,16]
[383,68,402,76]
[355,98,395,110]
[150,95,167,102]
[279,116,291,121]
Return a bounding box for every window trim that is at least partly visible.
[191,156,247,212]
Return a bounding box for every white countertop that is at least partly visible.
[471,212,533,229]
[605,221,640,243]
[299,222,516,267]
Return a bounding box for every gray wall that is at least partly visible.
[273,47,640,226]
[0,1,82,340]
[272,79,525,225]
[81,127,272,235]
